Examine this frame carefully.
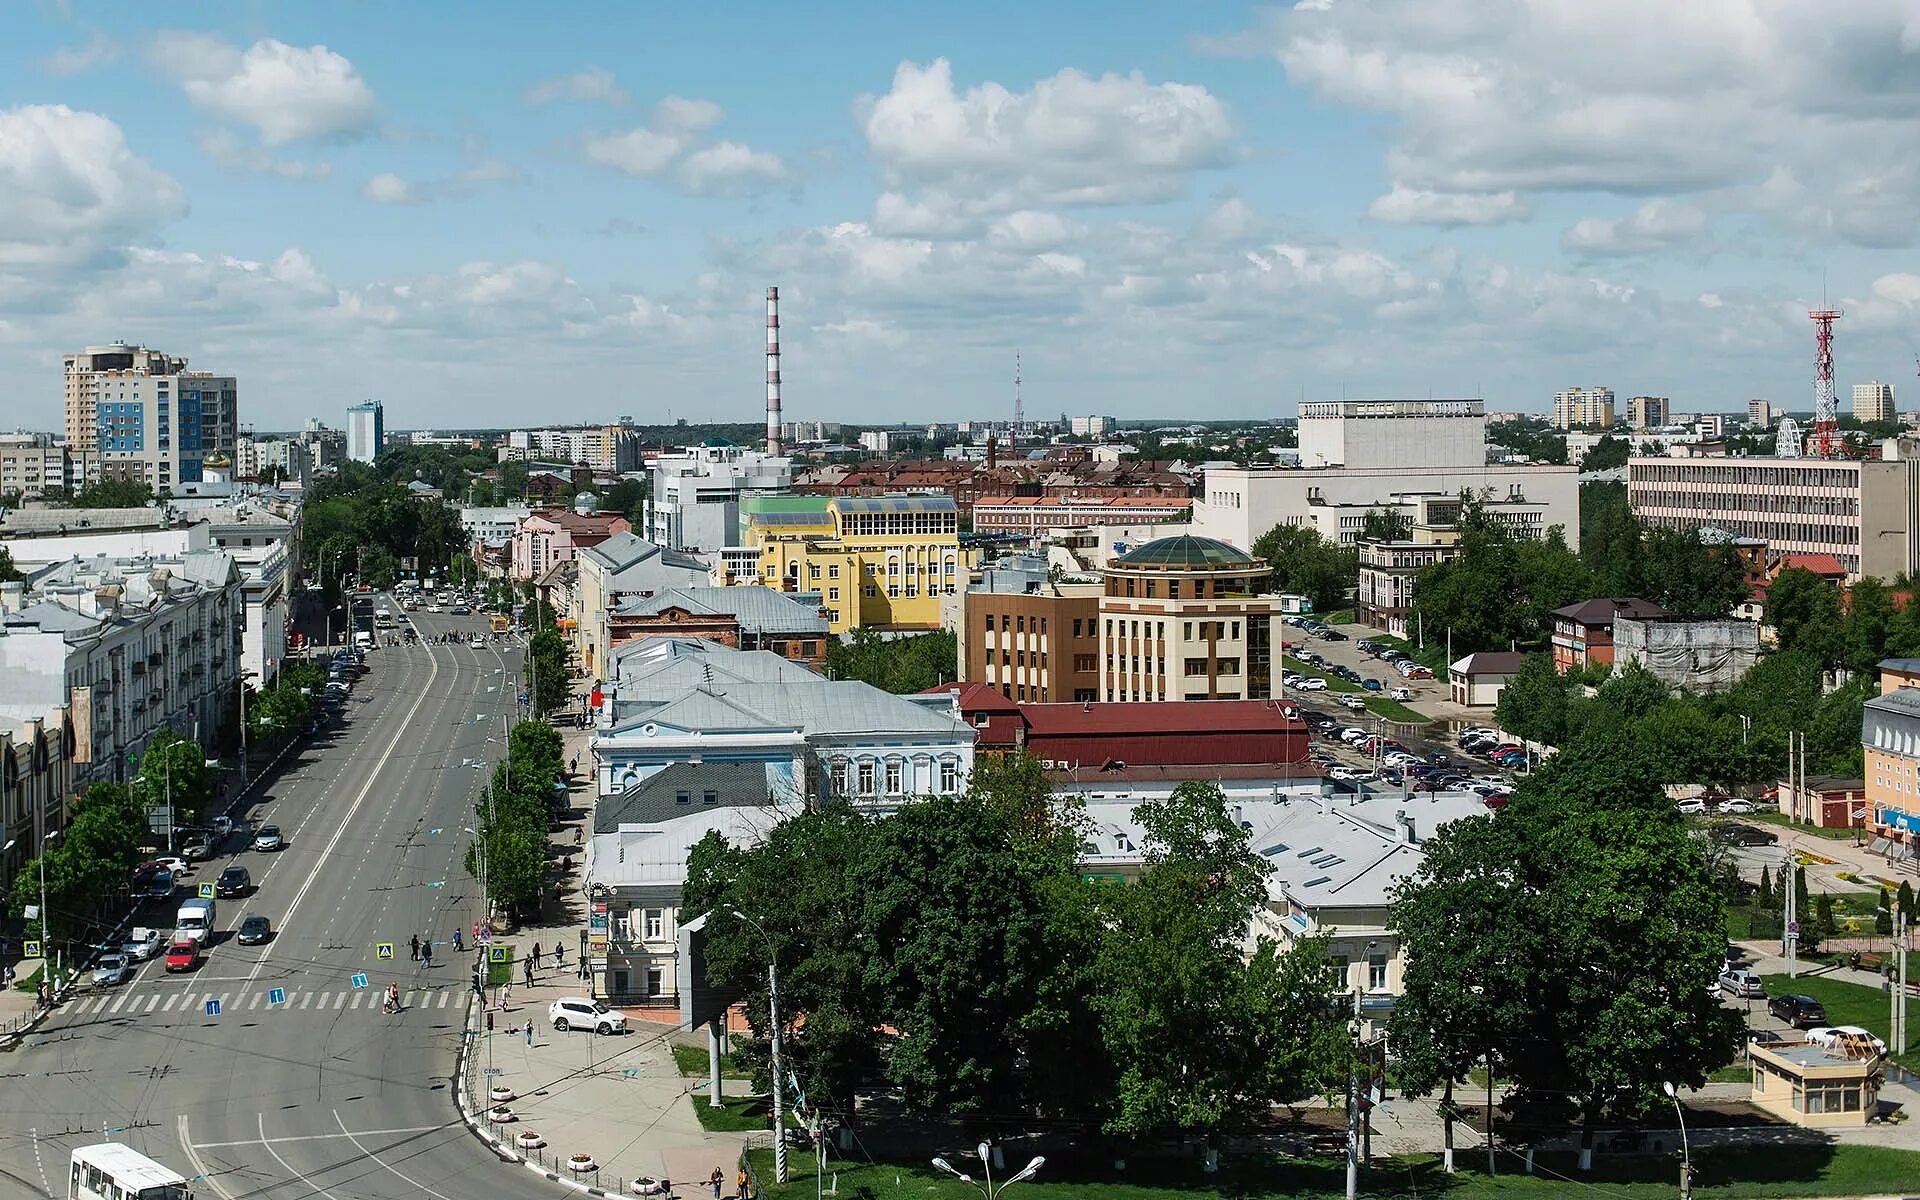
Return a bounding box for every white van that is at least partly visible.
[174,897,217,945]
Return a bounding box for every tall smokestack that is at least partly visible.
[765,285,782,456]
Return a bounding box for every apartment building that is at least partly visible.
[345,400,384,463]
[1628,452,1920,580]
[1748,399,1776,428]
[63,343,237,489]
[1552,386,1615,430]
[738,494,967,634]
[1854,381,1896,424]
[505,425,642,473]
[1069,415,1115,437]
[1627,395,1671,430]
[1297,399,1487,470]
[1863,658,1920,863]
[0,434,68,498]
[0,709,73,914]
[965,576,1102,704]
[1099,534,1279,702]
[232,436,310,487]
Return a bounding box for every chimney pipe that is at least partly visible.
[765,285,782,456]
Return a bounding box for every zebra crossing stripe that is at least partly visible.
[438,991,450,1008]
[161,994,180,1011]
[143,995,158,1013]
[299,992,314,1009]
[247,993,262,1010]
[108,994,128,1014]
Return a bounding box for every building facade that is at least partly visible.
[1862,658,1920,865]
[739,495,966,634]
[571,532,711,676]
[1628,453,1920,580]
[1549,597,1670,673]
[1069,415,1115,437]
[970,494,1192,535]
[608,586,830,669]
[0,434,68,498]
[232,436,310,487]
[63,343,237,490]
[511,507,632,583]
[1357,534,1462,637]
[645,440,793,553]
[0,709,73,916]
[1853,381,1896,424]
[505,425,642,473]
[1552,386,1615,430]
[1611,615,1760,692]
[1627,395,1671,430]
[965,583,1102,703]
[1297,399,1487,470]
[345,400,384,464]
[1099,535,1278,702]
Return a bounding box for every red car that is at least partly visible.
[165,940,201,972]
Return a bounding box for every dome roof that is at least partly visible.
[1114,534,1257,568]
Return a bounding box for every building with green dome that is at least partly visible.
[1098,533,1278,702]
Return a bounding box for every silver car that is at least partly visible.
[91,953,134,986]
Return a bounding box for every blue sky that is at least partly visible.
[5,1,1920,432]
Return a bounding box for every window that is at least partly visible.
[828,587,840,601]
[1217,658,1241,675]
[809,564,821,580]
[1074,654,1096,671]
[646,964,666,996]
[888,585,899,598]
[1367,951,1389,991]
[675,789,691,805]
[1328,956,1350,988]
[940,758,960,793]
[1184,621,1193,640]
[858,759,876,795]
[828,564,840,579]
[885,759,903,795]
[1072,618,1083,638]
[702,790,718,805]
[1184,658,1208,676]
[644,909,665,939]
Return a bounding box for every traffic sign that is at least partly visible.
[350,972,369,989]
[22,940,39,959]
[268,987,287,1006]
[198,882,216,899]
[375,942,395,960]
[204,999,222,1016]
[1787,921,1800,934]
[489,946,509,963]
[482,1067,504,1076]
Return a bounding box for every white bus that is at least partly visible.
[70,1143,191,1200]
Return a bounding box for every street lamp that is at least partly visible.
[932,1144,1044,1200]
[730,907,790,1183]
[1662,1081,1692,1200]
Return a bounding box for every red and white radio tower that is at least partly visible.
[1810,306,1842,458]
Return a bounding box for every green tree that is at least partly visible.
[0,545,19,584]
[1898,880,1917,922]
[1579,435,1631,473]
[133,728,215,829]
[1876,887,1894,935]
[826,628,958,693]
[1841,577,1897,673]
[524,628,569,715]
[1638,527,1748,617]
[67,479,153,508]
[1093,781,1344,1141]
[1251,524,1356,612]
[1359,507,1414,542]
[1766,568,1844,663]
[1494,654,1578,746]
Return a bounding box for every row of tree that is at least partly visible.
[684,765,1348,1142]
[244,660,327,745]
[826,628,956,693]
[304,460,469,597]
[465,720,566,919]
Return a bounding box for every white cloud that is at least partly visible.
[677,141,787,195]
[986,211,1081,252]
[362,172,416,205]
[1563,199,1709,256]
[43,33,118,76]
[0,105,185,268]
[583,126,687,176]
[857,58,1233,215]
[1368,183,1526,226]
[195,128,332,179]
[651,95,724,135]
[524,67,630,108]
[1234,0,1920,244]
[152,33,377,145]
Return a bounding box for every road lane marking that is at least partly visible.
[256,1113,347,1200]
[247,993,261,1010]
[179,1115,239,1200]
[331,1111,460,1200]
[162,994,180,1011]
[299,992,313,1009]
[143,995,158,1012]
[240,643,443,1001]
[191,1124,447,1149]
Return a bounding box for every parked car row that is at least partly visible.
[1356,638,1436,681]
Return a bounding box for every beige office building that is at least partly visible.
[1853,381,1895,424]
[1627,395,1670,430]
[1098,535,1279,702]
[1552,386,1615,430]
[1748,399,1776,427]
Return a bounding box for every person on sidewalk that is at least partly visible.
[553,940,566,968]
[409,934,420,962]
[736,1169,749,1200]
[530,943,542,970]
[709,1169,724,1199]
[524,1022,533,1047]
[422,939,433,967]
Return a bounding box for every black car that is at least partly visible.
[1321,630,1348,641]
[1711,822,1780,847]
[236,914,272,945]
[1768,993,1828,1028]
[216,865,252,897]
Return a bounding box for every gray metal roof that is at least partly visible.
[0,508,168,535]
[612,586,829,635]
[832,495,958,514]
[594,762,777,832]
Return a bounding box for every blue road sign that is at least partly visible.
[350,972,369,989]
[268,987,287,1006]
[204,999,222,1016]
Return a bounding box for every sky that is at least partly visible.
[6,1,1920,433]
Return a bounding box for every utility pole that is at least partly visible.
[1346,984,1362,1200]
[1784,843,1798,979]
[771,956,788,1184]
[1894,909,1910,1057]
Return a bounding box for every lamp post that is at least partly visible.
[730,907,788,1183]
[38,824,58,995]
[932,1144,1044,1200]
[1662,1081,1692,1200]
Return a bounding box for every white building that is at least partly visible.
[644,441,792,553]
[1192,462,1580,550]
[345,400,384,464]
[1296,399,1487,470]
[0,549,244,784]
[184,504,299,685]
[505,426,641,473]
[1069,415,1115,438]
[233,436,311,487]
[1854,381,1896,424]
[460,504,532,546]
[858,430,894,455]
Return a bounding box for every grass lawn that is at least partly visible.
[1365,697,1428,724]
[11,965,42,992]
[1756,972,1916,1071]
[745,1144,1920,1200]
[672,1040,751,1078]
[691,1094,770,1133]
[1723,906,1778,941]
[1747,812,1857,841]
[1282,655,1360,694]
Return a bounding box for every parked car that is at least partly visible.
[1322,630,1348,641]
[1327,766,1374,782]
[1711,822,1780,847]
[122,927,165,961]
[1295,677,1327,691]
[1389,687,1412,701]
[91,953,134,987]
[1768,993,1829,1028]
[1747,1028,1785,1046]
[164,940,202,972]
[1806,1025,1887,1055]
[549,996,627,1035]
[1676,798,1708,815]
[236,915,273,945]
[1719,798,1758,814]
[1718,968,1766,998]
[216,866,252,898]
[181,834,218,863]
[1340,695,1367,711]
[253,825,284,851]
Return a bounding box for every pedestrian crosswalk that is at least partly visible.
[60,986,464,1018]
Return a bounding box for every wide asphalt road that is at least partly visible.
[0,603,564,1200]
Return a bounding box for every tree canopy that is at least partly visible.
[1251,524,1356,612]
[827,628,957,693]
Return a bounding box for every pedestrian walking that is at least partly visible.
[472,970,483,997]
[452,928,463,952]
[422,939,433,966]
[710,1168,724,1199]
[525,1022,534,1047]
[554,940,565,967]
[35,979,48,1009]
[736,1169,749,1200]
[523,956,533,988]
[409,934,420,962]
[530,943,542,970]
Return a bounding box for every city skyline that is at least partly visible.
[5,2,1920,431]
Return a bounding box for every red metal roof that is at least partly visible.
[1019,699,1301,735]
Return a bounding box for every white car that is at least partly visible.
[1339,728,1370,746]
[91,953,134,987]
[150,856,190,878]
[1327,766,1375,783]
[1340,695,1367,711]
[1676,798,1707,815]
[122,927,165,961]
[1294,677,1327,692]
[1459,727,1500,741]
[1389,687,1412,701]
[1719,798,1757,814]
[549,997,627,1035]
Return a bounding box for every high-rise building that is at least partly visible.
[1297,399,1487,469]
[1853,380,1896,424]
[1627,395,1670,430]
[0,433,69,497]
[1748,399,1776,427]
[1552,387,1615,430]
[503,425,641,473]
[62,342,236,489]
[346,400,384,463]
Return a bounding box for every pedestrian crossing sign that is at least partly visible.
[268,987,287,1006]
[198,882,216,899]
[204,999,222,1016]
[375,942,395,960]
[351,973,369,989]
[22,940,38,959]
[489,946,509,963]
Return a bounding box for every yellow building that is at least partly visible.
[739,495,969,634]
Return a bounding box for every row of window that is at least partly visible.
[828,755,963,797]
[834,512,959,535]
[1112,575,1253,599]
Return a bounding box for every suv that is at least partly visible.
[549,997,627,1035]
[216,866,252,898]
[1768,993,1828,1028]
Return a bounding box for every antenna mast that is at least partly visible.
[1810,306,1842,458]
[1013,350,1024,446]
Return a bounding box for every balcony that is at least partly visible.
[130,661,146,677]
[147,651,164,665]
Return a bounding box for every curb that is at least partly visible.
[451,992,618,1197]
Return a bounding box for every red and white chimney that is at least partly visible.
[765,285,782,455]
